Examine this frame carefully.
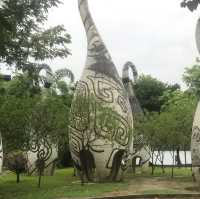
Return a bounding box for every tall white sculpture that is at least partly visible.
[191,102,200,182]
[191,18,200,183]
[69,0,134,182]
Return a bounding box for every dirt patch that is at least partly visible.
[101,177,200,197]
[185,186,200,192]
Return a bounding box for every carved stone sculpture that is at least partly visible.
[191,102,200,183]
[196,18,200,54]
[26,67,74,176]
[26,140,58,176]
[69,0,134,182]
[191,18,200,183]
[122,62,143,121]
[122,62,150,169]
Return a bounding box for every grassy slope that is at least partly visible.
[0,167,197,199]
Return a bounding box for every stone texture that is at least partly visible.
[191,17,200,183]
[196,18,200,54]
[191,102,200,183]
[122,62,143,121]
[69,0,134,182]
[122,62,150,168]
[26,142,58,176]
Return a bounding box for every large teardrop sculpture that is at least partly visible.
[191,18,200,183]
[196,18,200,54]
[191,102,200,183]
[69,0,134,182]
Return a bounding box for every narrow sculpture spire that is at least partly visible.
[78,0,108,51]
[122,62,143,120]
[78,0,122,86]
[196,18,200,54]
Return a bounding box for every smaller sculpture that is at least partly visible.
[26,67,74,176]
[26,140,58,176]
[122,62,143,121]
[122,62,150,170]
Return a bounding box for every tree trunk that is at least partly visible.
[184,149,187,168]
[37,158,45,188]
[161,151,165,174]
[171,148,175,178]
[16,172,20,183]
[176,147,182,167]
[132,158,136,174]
[73,166,76,177]
[38,168,42,188]
[151,151,154,175]
[152,151,159,175]
[80,170,84,186]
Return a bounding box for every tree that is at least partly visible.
[134,111,161,174]
[4,150,27,183]
[134,75,180,112]
[44,68,75,91]
[135,90,197,176]
[29,91,70,187]
[0,0,71,71]
[161,91,197,176]
[162,91,197,149]
[0,72,73,186]
[0,95,34,152]
[181,0,200,11]
[183,64,200,97]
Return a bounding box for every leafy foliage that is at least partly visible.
[183,64,200,97]
[0,95,34,151]
[0,0,71,70]
[0,73,73,153]
[134,75,180,112]
[0,0,74,178]
[4,150,27,183]
[181,0,200,11]
[136,90,197,151]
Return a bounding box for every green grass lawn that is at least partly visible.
[0,168,128,199]
[134,166,193,178]
[0,167,197,199]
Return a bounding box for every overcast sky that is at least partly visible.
[45,0,200,88]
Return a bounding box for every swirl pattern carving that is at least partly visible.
[69,0,134,182]
[27,138,57,176]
